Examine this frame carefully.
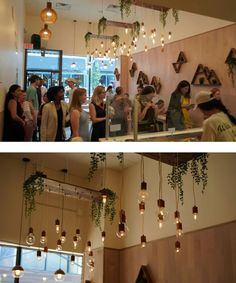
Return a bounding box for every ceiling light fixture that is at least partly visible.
[40,1,58,24]
[39,24,52,41]
[71,20,77,68]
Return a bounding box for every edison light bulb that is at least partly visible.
[192,205,198,221]
[116,223,125,238]
[168,32,172,40]
[73,236,78,249]
[56,239,62,251]
[176,222,183,238]
[40,230,47,245]
[101,231,106,242]
[139,201,145,215]
[174,211,180,224]
[138,181,148,201]
[157,213,164,229]
[60,231,66,244]
[175,241,181,253]
[142,32,146,38]
[54,269,65,281]
[101,41,104,48]
[25,227,36,246]
[130,56,133,62]
[37,249,42,260]
[141,22,145,32]
[125,27,128,34]
[141,235,146,248]
[70,255,75,265]
[55,219,60,233]
[87,241,91,252]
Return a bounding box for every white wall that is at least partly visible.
[0,0,24,140]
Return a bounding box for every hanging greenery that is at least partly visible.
[88,153,124,180]
[111,35,120,48]
[23,171,46,217]
[160,8,180,28]
[160,10,168,28]
[119,0,132,19]
[172,8,179,24]
[167,154,209,204]
[84,32,92,48]
[98,17,107,35]
[91,188,117,230]
[131,21,141,38]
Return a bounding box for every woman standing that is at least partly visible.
[181,91,193,129]
[195,90,236,141]
[89,86,106,141]
[69,88,89,141]
[40,86,69,141]
[3,85,25,141]
[167,80,191,130]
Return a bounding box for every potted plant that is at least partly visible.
[84,32,92,48]
[225,52,236,87]
[98,17,107,35]
[131,21,141,38]
[119,0,132,19]
[23,171,46,216]
[111,35,120,48]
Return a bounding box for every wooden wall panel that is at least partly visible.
[119,221,236,283]
[104,248,120,283]
[127,24,236,126]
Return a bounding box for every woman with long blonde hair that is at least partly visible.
[69,88,89,141]
[89,85,106,141]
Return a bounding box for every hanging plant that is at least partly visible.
[111,35,120,48]
[131,21,141,38]
[225,56,236,87]
[88,153,124,180]
[84,32,92,48]
[91,188,117,230]
[160,10,168,28]
[98,17,107,35]
[167,154,209,204]
[172,8,179,24]
[119,0,132,19]
[23,171,46,216]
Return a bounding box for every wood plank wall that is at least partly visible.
[127,24,236,126]
[118,221,236,283]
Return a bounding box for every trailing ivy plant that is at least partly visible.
[111,35,120,48]
[98,17,107,35]
[131,21,141,38]
[172,8,179,24]
[88,153,124,180]
[91,188,117,230]
[167,154,209,204]
[84,32,92,48]
[23,171,46,217]
[160,10,168,28]
[119,0,132,19]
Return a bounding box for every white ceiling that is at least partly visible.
[2,153,141,178]
[25,0,236,23]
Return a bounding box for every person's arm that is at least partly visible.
[40,105,49,141]
[89,103,106,124]
[70,110,80,138]
[29,102,37,127]
[138,102,152,122]
[8,100,25,127]
[26,88,35,109]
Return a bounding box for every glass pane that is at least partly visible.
[21,249,46,271]
[0,246,17,268]
[26,49,60,71]
[68,255,83,275]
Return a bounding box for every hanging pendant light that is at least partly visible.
[73,236,78,249]
[87,251,95,272]
[25,227,36,246]
[40,1,58,24]
[176,222,183,237]
[39,24,52,41]
[174,210,180,224]
[192,205,198,221]
[40,230,47,245]
[54,268,65,281]
[37,249,42,260]
[101,231,106,242]
[87,241,92,252]
[100,188,107,204]
[141,235,146,248]
[71,20,77,68]
[43,246,48,258]
[56,239,62,251]
[139,201,145,215]
[60,231,66,244]
[12,265,24,279]
[70,255,75,265]
[55,219,60,233]
[168,31,172,40]
[138,156,149,202]
[116,223,125,238]
[175,240,181,252]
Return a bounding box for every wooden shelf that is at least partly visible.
[191,64,221,86]
[172,51,187,73]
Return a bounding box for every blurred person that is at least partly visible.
[166,80,191,130]
[211,87,221,101]
[3,85,25,141]
[40,86,69,141]
[37,92,49,141]
[69,88,89,141]
[181,88,194,129]
[89,86,106,141]
[66,78,77,104]
[106,85,114,102]
[135,83,144,100]
[195,90,236,141]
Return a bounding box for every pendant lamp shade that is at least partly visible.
[12,265,24,278]
[54,268,65,281]
[40,2,57,24]
[39,24,52,41]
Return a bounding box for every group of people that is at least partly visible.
[3,76,236,142]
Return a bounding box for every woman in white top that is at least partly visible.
[69,88,89,141]
[195,91,236,141]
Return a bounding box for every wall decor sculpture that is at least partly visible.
[150,76,162,94]
[136,71,149,85]
[172,51,187,73]
[191,64,221,86]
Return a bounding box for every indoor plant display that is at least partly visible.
[225,50,236,87]
[131,21,141,38]
[111,35,120,48]
[98,17,107,35]
[23,171,46,216]
[160,8,179,28]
